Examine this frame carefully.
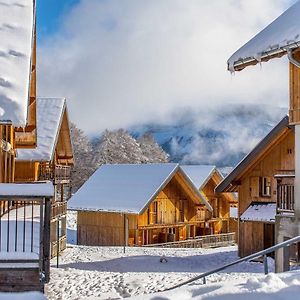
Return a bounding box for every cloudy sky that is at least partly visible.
[37,0,295,134]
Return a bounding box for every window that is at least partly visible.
[261,176,271,197]
[148,201,158,224]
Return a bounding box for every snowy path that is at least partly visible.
[46,245,273,299]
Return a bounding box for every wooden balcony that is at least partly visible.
[276,175,295,214]
[39,164,71,184]
[51,201,67,220]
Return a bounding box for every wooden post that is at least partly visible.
[56,218,59,268]
[123,213,128,253]
[43,197,51,283]
[135,229,139,246]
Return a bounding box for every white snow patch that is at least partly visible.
[136,270,300,300]
[240,203,276,223]
[228,1,300,70]
[17,98,66,161]
[66,210,77,244]
[0,292,46,300]
[0,205,41,255]
[68,163,179,213]
[0,0,34,125]
[46,245,276,299]
[0,182,54,197]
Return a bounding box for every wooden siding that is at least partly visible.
[77,170,237,247]
[289,50,300,125]
[238,129,294,257]
[77,211,138,246]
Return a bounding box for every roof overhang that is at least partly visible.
[228,1,300,72]
[0,181,54,198]
[240,202,276,223]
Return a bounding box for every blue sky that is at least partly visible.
[37,0,294,134]
[36,0,79,39]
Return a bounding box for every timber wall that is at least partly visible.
[238,129,294,257]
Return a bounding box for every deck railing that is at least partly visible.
[0,198,51,287]
[39,164,71,184]
[51,201,67,220]
[277,183,295,213]
[142,232,236,248]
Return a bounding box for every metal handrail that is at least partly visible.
[163,235,300,291]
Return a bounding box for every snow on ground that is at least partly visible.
[67,210,77,244]
[135,270,300,300]
[0,292,46,300]
[0,205,40,255]
[46,245,274,300]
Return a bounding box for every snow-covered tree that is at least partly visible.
[93,129,147,165]
[70,126,170,191]
[70,123,95,192]
[137,133,169,163]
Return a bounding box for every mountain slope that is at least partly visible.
[131,104,286,168]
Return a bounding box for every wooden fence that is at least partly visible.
[142,232,236,248]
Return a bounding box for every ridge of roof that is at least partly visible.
[216,115,290,193]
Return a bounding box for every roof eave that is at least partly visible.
[138,164,180,215]
[228,43,300,72]
[178,167,213,212]
[215,115,290,193]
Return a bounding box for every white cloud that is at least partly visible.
[38,0,293,134]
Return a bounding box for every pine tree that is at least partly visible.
[137,133,169,163]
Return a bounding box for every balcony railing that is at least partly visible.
[51,201,67,220]
[39,164,71,184]
[277,183,294,212]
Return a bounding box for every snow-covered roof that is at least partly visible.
[181,165,217,190]
[240,202,276,223]
[228,1,300,71]
[69,163,211,214]
[0,181,54,197]
[0,0,35,126]
[17,98,66,162]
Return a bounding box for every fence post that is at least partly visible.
[43,197,51,283]
[263,255,268,275]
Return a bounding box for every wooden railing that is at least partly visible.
[142,232,236,248]
[277,183,294,213]
[51,236,66,258]
[39,164,71,184]
[51,201,67,220]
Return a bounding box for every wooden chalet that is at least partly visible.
[15,98,74,258]
[0,1,60,292]
[216,116,294,257]
[69,163,213,247]
[220,1,300,272]
[181,165,237,236]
